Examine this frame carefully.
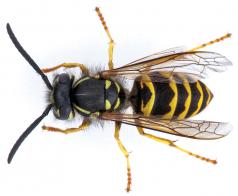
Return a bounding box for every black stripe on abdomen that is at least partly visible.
[174,83,188,117]
[151,82,174,115]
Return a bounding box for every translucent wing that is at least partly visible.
[101,50,232,83]
[100,112,231,140]
[127,47,186,65]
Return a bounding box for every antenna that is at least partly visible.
[6,23,53,90]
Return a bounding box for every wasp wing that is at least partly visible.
[100,112,231,139]
[101,50,232,83]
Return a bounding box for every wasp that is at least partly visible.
[7,7,232,192]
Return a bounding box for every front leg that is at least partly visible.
[42,118,91,134]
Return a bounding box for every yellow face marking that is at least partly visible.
[177,78,191,120]
[162,78,178,119]
[115,82,120,93]
[140,76,155,116]
[55,108,60,117]
[191,81,204,117]
[73,104,91,115]
[67,111,74,120]
[114,98,121,110]
[73,77,90,88]
[105,80,112,89]
[105,100,111,110]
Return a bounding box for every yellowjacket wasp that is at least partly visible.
[7,7,232,192]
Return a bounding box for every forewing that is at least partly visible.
[100,112,231,139]
[101,50,232,83]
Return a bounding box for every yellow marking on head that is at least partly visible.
[105,80,112,89]
[73,77,90,88]
[115,82,120,93]
[73,104,91,115]
[105,100,111,110]
[162,78,178,119]
[177,78,191,120]
[140,76,155,116]
[114,98,121,110]
[67,111,74,120]
[55,109,60,117]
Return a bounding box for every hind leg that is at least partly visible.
[189,33,231,51]
[137,127,217,164]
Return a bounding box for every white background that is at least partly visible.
[0,0,237,196]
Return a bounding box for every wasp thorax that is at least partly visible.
[52,73,75,120]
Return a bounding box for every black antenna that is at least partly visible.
[6,23,53,90]
[8,104,52,164]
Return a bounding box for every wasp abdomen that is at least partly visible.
[130,76,213,120]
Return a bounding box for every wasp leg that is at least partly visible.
[41,63,89,75]
[189,33,231,51]
[42,118,90,134]
[137,127,217,164]
[114,122,132,192]
[95,7,114,70]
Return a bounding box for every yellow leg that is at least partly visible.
[114,122,132,192]
[137,127,217,165]
[189,33,231,51]
[95,7,114,70]
[42,63,89,75]
[42,118,90,134]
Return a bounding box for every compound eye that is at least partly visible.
[58,74,71,84]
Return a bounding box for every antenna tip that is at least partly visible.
[7,155,12,164]
[6,23,10,30]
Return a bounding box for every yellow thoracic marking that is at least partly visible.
[73,104,91,115]
[191,81,203,117]
[105,80,112,89]
[73,77,90,88]
[114,98,121,109]
[105,100,111,110]
[141,76,155,116]
[177,79,191,120]
[162,79,178,119]
[115,82,120,93]
[205,85,212,106]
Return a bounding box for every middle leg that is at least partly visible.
[114,122,132,192]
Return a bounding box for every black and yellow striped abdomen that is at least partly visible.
[130,74,213,120]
